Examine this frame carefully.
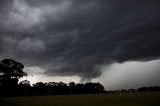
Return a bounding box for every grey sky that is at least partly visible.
[1,0,160,89]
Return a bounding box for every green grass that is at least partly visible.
[1,92,160,106]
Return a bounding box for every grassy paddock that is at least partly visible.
[1,92,160,106]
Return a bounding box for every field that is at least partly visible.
[1,92,160,106]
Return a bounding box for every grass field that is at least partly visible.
[1,92,160,106]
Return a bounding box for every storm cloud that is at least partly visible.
[0,0,160,80]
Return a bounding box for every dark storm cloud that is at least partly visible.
[0,0,160,80]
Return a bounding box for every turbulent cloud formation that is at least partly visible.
[0,0,160,80]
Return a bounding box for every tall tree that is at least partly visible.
[0,59,25,86]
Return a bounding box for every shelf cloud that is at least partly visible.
[0,0,160,80]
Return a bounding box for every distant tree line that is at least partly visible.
[0,80,104,97]
[137,86,160,92]
[107,86,160,94]
[17,81,104,96]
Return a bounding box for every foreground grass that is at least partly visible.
[1,92,160,106]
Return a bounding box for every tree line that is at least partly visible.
[0,59,104,97]
[18,81,104,96]
[0,59,160,97]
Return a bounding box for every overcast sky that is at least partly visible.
[1,0,160,90]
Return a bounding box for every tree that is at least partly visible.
[0,59,25,86]
[19,80,30,96]
[19,80,30,86]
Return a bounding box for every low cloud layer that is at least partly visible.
[0,0,160,80]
